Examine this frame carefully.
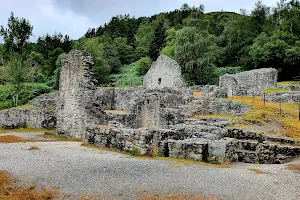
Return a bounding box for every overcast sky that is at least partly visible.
[0,0,277,40]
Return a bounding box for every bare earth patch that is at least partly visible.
[0,135,23,143]
[287,164,300,173]
[248,168,264,174]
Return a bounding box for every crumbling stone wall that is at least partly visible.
[56,51,98,139]
[0,92,58,129]
[220,68,278,96]
[144,55,184,90]
[265,92,300,103]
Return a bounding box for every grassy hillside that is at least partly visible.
[109,63,144,87]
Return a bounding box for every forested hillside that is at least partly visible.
[0,0,300,110]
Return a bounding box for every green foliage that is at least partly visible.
[110,63,143,87]
[0,12,33,54]
[149,22,166,60]
[73,37,111,84]
[128,147,142,156]
[161,46,176,59]
[0,83,52,110]
[135,20,155,57]
[136,57,153,76]
[175,27,218,85]
[249,30,300,80]
[215,66,244,77]
[114,37,133,65]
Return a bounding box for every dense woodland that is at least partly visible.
[0,0,300,110]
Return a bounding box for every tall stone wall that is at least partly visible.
[56,51,98,139]
[220,68,278,96]
[144,55,184,90]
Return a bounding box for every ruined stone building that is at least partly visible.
[144,55,184,90]
[0,51,299,164]
[220,68,278,96]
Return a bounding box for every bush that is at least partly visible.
[0,83,53,110]
[136,57,153,76]
[129,147,141,156]
[215,66,244,77]
[161,46,176,59]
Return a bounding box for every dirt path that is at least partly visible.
[0,132,299,200]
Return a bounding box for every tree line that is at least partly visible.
[0,0,300,94]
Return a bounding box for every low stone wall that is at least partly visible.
[0,92,58,129]
[86,124,300,164]
[265,92,300,103]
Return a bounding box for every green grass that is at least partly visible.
[264,87,291,94]
[278,81,300,86]
[109,63,143,87]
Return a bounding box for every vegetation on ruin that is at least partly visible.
[1,1,300,109]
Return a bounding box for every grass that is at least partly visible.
[248,168,264,174]
[264,87,291,94]
[109,63,144,87]
[137,193,218,200]
[287,164,300,173]
[277,81,300,86]
[0,170,58,200]
[28,146,40,151]
[0,135,23,143]
[228,96,300,140]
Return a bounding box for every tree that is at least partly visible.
[251,1,270,33]
[0,54,38,105]
[114,37,133,65]
[73,37,111,84]
[0,12,33,54]
[249,30,300,80]
[134,20,155,58]
[136,57,153,76]
[175,27,218,85]
[149,22,166,60]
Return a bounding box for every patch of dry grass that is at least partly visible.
[137,193,218,200]
[0,170,58,200]
[287,164,300,173]
[0,128,56,134]
[0,135,23,143]
[229,96,300,140]
[248,168,264,174]
[28,146,40,151]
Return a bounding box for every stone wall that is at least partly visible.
[220,68,278,96]
[144,55,184,90]
[0,92,58,129]
[56,51,99,139]
[265,92,300,103]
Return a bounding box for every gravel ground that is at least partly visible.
[0,132,299,200]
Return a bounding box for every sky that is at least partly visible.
[0,0,278,40]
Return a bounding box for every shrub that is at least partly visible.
[161,46,176,59]
[215,66,244,77]
[136,57,153,76]
[129,147,141,156]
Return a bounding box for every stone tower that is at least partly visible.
[56,51,97,139]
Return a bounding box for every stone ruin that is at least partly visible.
[0,51,299,164]
[220,68,278,97]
